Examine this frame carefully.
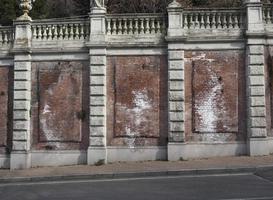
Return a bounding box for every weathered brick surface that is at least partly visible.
[0,67,10,154]
[107,56,168,146]
[184,51,246,142]
[31,62,89,150]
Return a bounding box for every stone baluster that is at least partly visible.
[106,18,111,35]
[123,18,128,34]
[162,19,166,33]
[189,13,193,29]
[150,18,155,34]
[112,19,117,35]
[128,18,133,34]
[140,18,144,34]
[234,14,239,29]
[222,13,227,28]
[59,25,64,40]
[42,26,47,40]
[183,14,188,29]
[215,13,221,29]
[79,24,84,39]
[211,13,216,29]
[37,25,42,40]
[64,24,69,40]
[75,24,80,39]
[227,13,232,28]
[117,18,122,34]
[69,24,74,39]
[2,31,7,44]
[47,25,52,40]
[144,18,148,34]
[200,13,205,29]
[155,19,160,33]
[52,25,57,40]
[32,26,37,39]
[265,7,270,24]
[0,31,2,44]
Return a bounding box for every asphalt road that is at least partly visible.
[0,173,273,200]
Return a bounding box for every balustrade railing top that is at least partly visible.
[31,17,90,41]
[182,8,245,30]
[106,14,167,35]
[0,26,14,46]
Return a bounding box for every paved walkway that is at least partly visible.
[0,155,273,182]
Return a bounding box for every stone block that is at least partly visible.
[90,126,105,136]
[87,147,107,165]
[169,70,184,80]
[169,112,184,122]
[249,65,264,75]
[13,121,30,131]
[90,56,106,65]
[90,86,105,95]
[249,76,264,86]
[13,131,28,140]
[249,55,264,65]
[90,66,105,75]
[249,117,266,127]
[169,101,184,111]
[168,51,184,60]
[14,91,31,100]
[90,116,105,126]
[169,81,184,91]
[249,45,264,55]
[13,110,30,120]
[14,62,31,71]
[14,71,31,81]
[250,128,267,137]
[90,106,105,116]
[14,81,31,90]
[249,86,265,96]
[250,107,266,117]
[12,141,27,151]
[90,137,105,146]
[14,100,31,110]
[90,96,105,106]
[169,60,184,70]
[169,122,184,132]
[90,75,105,86]
[250,97,265,106]
[169,91,184,101]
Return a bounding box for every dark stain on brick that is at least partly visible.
[107,56,168,146]
[185,51,246,142]
[266,46,273,137]
[31,62,89,150]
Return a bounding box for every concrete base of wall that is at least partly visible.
[31,150,87,167]
[10,151,31,170]
[269,137,273,154]
[248,138,270,156]
[87,147,107,165]
[107,146,167,163]
[168,142,247,161]
[0,155,10,169]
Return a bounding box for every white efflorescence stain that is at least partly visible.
[123,89,152,148]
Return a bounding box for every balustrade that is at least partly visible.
[183,9,244,30]
[0,27,14,45]
[106,14,166,35]
[263,4,273,24]
[31,18,89,41]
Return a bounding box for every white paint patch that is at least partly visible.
[42,104,51,114]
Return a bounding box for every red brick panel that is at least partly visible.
[107,56,168,146]
[266,46,273,137]
[31,62,89,150]
[0,67,9,153]
[185,51,246,142]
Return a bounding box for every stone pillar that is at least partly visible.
[244,0,269,156]
[87,5,107,165]
[10,2,33,169]
[166,1,185,160]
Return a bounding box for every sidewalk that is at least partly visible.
[0,155,273,183]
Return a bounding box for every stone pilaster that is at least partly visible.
[166,1,185,161]
[10,19,32,169]
[244,0,269,156]
[87,6,107,165]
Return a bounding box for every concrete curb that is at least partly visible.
[0,165,272,184]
